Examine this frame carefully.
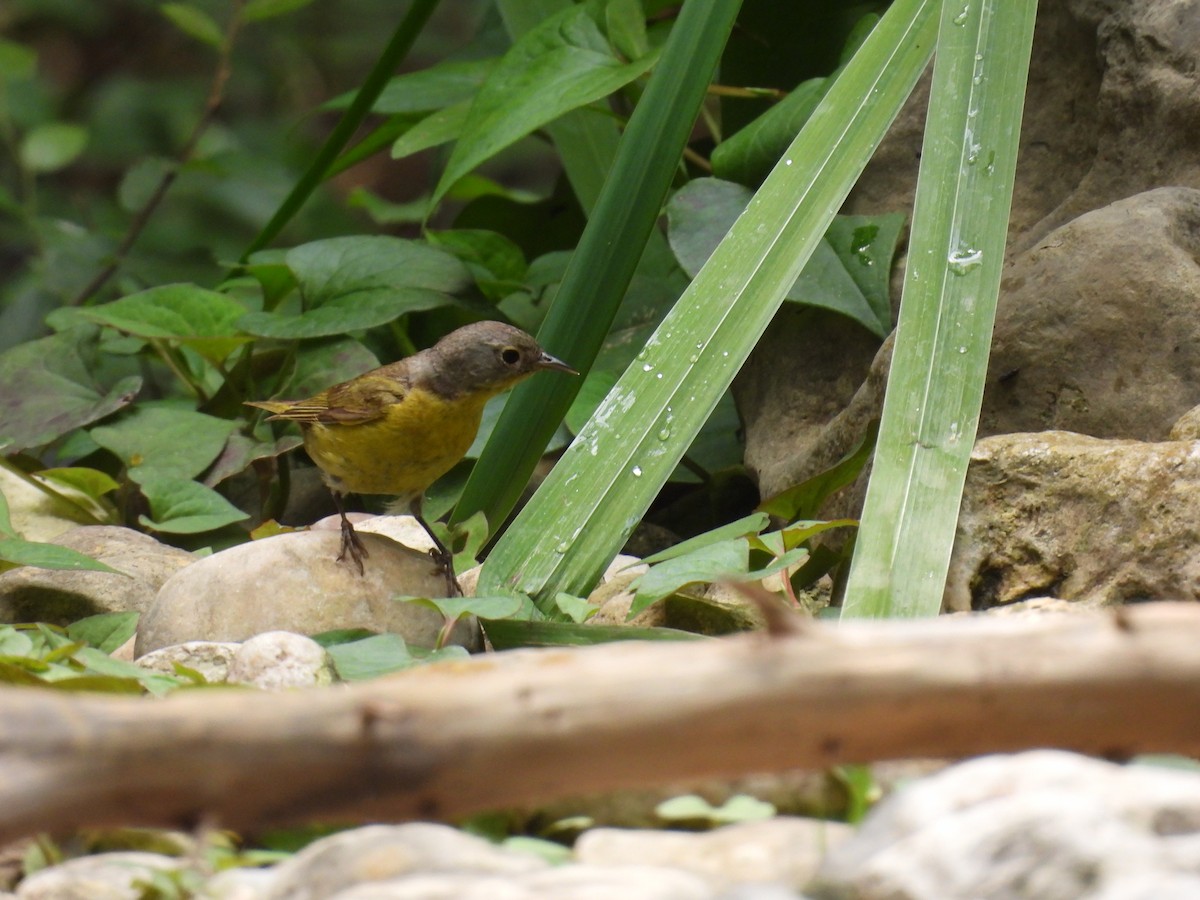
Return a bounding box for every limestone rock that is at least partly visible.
[227,631,335,689]
[813,750,1200,900]
[16,851,179,899]
[0,468,95,542]
[0,526,194,626]
[262,823,546,900]
[575,818,852,892]
[945,432,1200,610]
[135,641,240,683]
[135,530,480,656]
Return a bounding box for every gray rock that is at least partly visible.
[135,641,241,683]
[0,526,194,626]
[0,468,95,542]
[16,851,180,899]
[197,865,278,899]
[812,750,1200,900]
[575,818,852,891]
[326,866,717,899]
[135,530,480,656]
[227,631,335,689]
[263,824,546,900]
[945,431,1200,610]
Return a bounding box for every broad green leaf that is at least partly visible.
[605,0,649,61]
[431,5,661,206]
[389,102,471,161]
[0,329,142,454]
[843,0,1037,618]
[0,661,46,685]
[711,78,828,186]
[563,370,617,435]
[91,407,236,482]
[0,538,122,574]
[400,594,525,621]
[203,432,303,487]
[427,229,527,301]
[160,2,223,48]
[656,794,776,825]
[667,178,902,336]
[481,618,705,650]
[758,421,879,521]
[0,485,15,538]
[136,476,250,534]
[281,338,380,400]
[326,633,468,681]
[19,123,88,173]
[242,0,316,23]
[0,627,33,657]
[34,467,120,502]
[66,612,140,653]
[238,236,470,339]
[80,284,250,365]
[630,538,749,616]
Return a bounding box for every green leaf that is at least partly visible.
[80,284,251,365]
[640,513,769,566]
[34,467,120,502]
[552,592,596,623]
[843,0,1037,619]
[281,338,380,400]
[136,476,250,534]
[203,432,302,488]
[389,102,472,161]
[91,407,236,482]
[0,538,122,574]
[238,237,471,339]
[19,123,88,173]
[242,0,317,23]
[481,618,705,650]
[399,594,525,621]
[712,78,828,186]
[564,370,618,436]
[66,612,140,653]
[326,633,468,681]
[479,0,937,604]
[344,58,494,115]
[431,5,660,206]
[0,329,142,454]
[160,2,224,48]
[630,538,750,616]
[758,421,879,521]
[0,627,34,657]
[667,178,901,337]
[656,793,776,825]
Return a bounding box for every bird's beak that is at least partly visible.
[537,351,579,375]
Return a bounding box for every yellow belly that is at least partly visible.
[303,387,487,498]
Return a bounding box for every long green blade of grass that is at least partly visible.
[840,0,1038,619]
[480,0,939,601]
[453,0,742,530]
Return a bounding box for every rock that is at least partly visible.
[0,526,194,626]
[262,823,546,900]
[324,866,719,900]
[196,865,278,899]
[16,851,179,899]
[742,187,1200,504]
[135,530,480,656]
[1169,404,1200,440]
[134,641,241,683]
[227,631,335,689]
[575,818,852,891]
[0,469,95,542]
[812,750,1200,900]
[945,431,1200,610]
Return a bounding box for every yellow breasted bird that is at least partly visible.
[247,321,576,589]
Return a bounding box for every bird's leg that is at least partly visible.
[410,497,460,597]
[332,491,367,576]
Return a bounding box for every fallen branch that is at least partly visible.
[2,603,1199,842]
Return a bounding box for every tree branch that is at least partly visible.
[2,603,1199,842]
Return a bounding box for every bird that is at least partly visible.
[247,320,576,592]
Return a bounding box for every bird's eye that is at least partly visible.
[501,347,522,366]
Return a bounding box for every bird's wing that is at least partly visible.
[247,373,409,426]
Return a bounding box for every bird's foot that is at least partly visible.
[430,547,461,597]
[337,518,368,576]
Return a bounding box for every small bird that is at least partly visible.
[247,321,576,591]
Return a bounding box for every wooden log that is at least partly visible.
[1,603,1198,842]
